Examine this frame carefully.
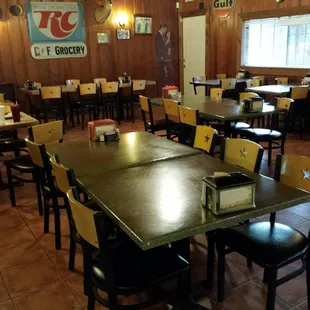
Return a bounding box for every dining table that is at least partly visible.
[0,112,39,131]
[152,95,278,137]
[245,84,309,96]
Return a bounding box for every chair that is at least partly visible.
[216,74,226,80]
[50,155,100,270]
[220,78,236,90]
[252,76,265,85]
[100,82,119,123]
[288,86,309,139]
[192,76,206,95]
[193,125,218,156]
[163,98,180,140]
[216,154,310,310]
[127,80,147,122]
[240,97,293,166]
[78,83,98,130]
[4,121,63,213]
[140,95,168,135]
[246,79,261,87]
[93,78,107,85]
[239,92,258,101]
[26,133,67,250]
[67,187,189,310]
[210,88,224,99]
[178,105,199,146]
[66,79,80,87]
[37,86,63,123]
[275,77,288,85]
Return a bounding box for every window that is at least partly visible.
[242,14,310,68]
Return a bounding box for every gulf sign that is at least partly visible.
[213,0,235,19]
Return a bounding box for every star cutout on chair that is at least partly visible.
[205,135,210,143]
[48,129,55,135]
[183,112,187,118]
[240,148,247,158]
[302,168,310,181]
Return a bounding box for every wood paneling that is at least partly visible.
[178,0,310,88]
[0,0,178,97]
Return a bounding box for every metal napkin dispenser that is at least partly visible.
[201,172,256,215]
[240,97,264,113]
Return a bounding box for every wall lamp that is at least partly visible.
[116,12,128,27]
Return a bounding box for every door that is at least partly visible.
[183,15,206,96]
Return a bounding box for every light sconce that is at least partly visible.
[116,12,128,27]
[275,0,284,2]
[9,5,23,17]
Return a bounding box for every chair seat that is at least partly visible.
[219,222,308,266]
[240,128,282,139]
[4,155,35,172]
[147,119,169,131]
[233,122,250,130]
[92,244,189,291]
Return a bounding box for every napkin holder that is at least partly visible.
[240,97,264,113]
[162,85,178,100]
[88,119,116,141]
[201,172,256,215]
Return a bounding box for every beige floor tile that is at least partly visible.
[0,275,10,302]
[0,208,25,233]
[0,299,15,310]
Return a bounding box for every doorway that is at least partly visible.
[182,15,206,96]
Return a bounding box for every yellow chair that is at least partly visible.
[33,82,42,89]
[220,79,236,90]
[246,79,261,87]
[163,98,180,140]
[220,138,264,173]
[210,88,224,99]
[93,78,107,85]
[99,82,119,122]
[178,105,199,145]
[192,76,206,95]
[194,125,218,155]
[216,74,226,80]
[0,93,4,103]
[252,76,265,85]
[66,79,80,87]
[275,77,288,85]
[126,80,147,122]
[289,86,309,139]
[239,92,258,101]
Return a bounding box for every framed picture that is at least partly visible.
[117,29,130,40]
[97,31,110,44]
[133,14,152,35]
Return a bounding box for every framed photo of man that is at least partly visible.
[134,15,152,35]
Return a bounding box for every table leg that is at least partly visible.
[224,121,231,138]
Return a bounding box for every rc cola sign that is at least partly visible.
[213,0,235,19]
[25,2,87,59]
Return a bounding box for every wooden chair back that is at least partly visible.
[78,83,97,96]
[220,79,236,90]
[239,92,258,101]
[100,82,119,94]
[29,120,63,144]
[275,77,288,85]
[246,79,261,87]
[220,138,264,173]
[289,86,309,100]
[25,138,45,168]
[50,155,71,194]
[0,93,4,102]
[139,95,155,132]
[276,97,293,111]
[210,88,224,99]
[192,76,206,82]
[163,98,179,118]
[140,95,150,112]
[275,155,310,193]
[252,76,265,85]
[40,87,62,100]
[216,74,226,80]
[66,79,80,86]
[194,125,218,155]
[67,188,99,248]
[133,80,146,92]
[178,106,199,126]
[93,78,107,85]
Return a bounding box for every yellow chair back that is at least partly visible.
[220,79,236,90]
[276,98,293,111]
[179,106,198,126]
[50,156,70,194]
[194,125,217,154]
[101,82,119,94]
[216,74,226,80]
[247,79,260,87]
[290,86,309,100]
[0,93,4,103]
[163,98,179,117]
[30,120,63,144]
[133,80,146,91]
[79,83,97,96]
[239,92,258,101]
[40,87,62,100]
[276,154,310,193]
[139,95,150,112]
[66,79,80,86]
[210,88,223,99]
[25,138,44,168]
[222,138,263,173]
[93,78,107,85]
[252,76,265,85]
[275,77,288,85]
[67,189,99,248]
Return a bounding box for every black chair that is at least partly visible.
[239,97,293,166]
[67,186,190,310]
[99,82,120,124]
[216,153,310,310]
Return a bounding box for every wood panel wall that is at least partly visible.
[0,0,178,97]
[178,0,310,86]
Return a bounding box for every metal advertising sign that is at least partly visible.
[25,2,87,59]
[213,0,235,20]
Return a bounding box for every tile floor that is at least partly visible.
[0,107,309,309]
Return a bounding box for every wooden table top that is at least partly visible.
[0,112,39,130]
[245,84,309,96]
[190,79,249,87]
[152,96,276,121]
[78,154,310,250]
[1,100,15,105]
[47,131,200,178]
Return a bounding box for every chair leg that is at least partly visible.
[300,116,303,140]
[34,174,43,216]
[70,107,75,128]
[6,166,16,207]
[217,238,226,302]
[43,197,50,233]
[76,108,80,125]
[268,142,272,167]
[54,207,61,250]
[81,105,85,130]
[266,268,277,310]
[206,231,216,289]
[87,292,96,310]
[247,258,253,267]
[68,235,76,271]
